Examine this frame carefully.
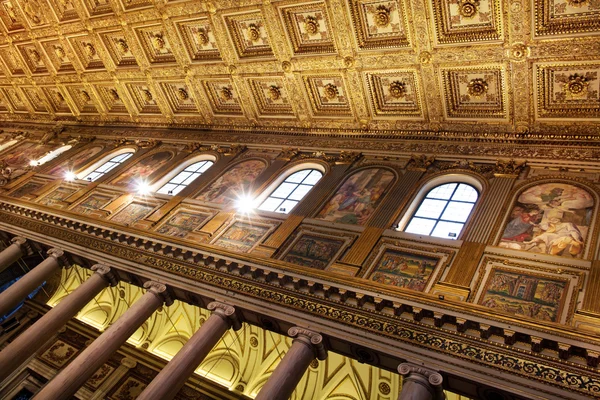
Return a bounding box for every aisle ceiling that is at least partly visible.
[0,0,597,136]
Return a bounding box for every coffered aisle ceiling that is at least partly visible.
[0,0,597,137]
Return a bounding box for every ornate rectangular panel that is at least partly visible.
[430,0,503,45]
[110,201,161,226]
[223,11,275,59]
[99,30,139,68]
[67,34,105,70]
[211,217,279,253]
[38,186,79,207]
[534,0,600,37]
[247,77,295,117]
[125,82,161,114]
[303,75,353,117]
[134,24,177,64]
[174,17,222,62]
[154,205,215,240]
[70,190,120,214]
[15,42,48,74]
[47,0,78,22]
[39,39,75,73]
[535,61,600,120]
[13,0,52,28]
[202,78,243,116]
[440,65,508,120]
[348,0,411,50]
[117,0,153,11]
[82,0,113,16]
[364,69,423,118]
[279,1,336,55]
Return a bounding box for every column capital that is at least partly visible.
[91,264,118,286]
[47,248,69,267]
[143,281,174,306]
[288,326,327,361]
[207,301,242,331]
[10,236,27,247]
[398,363,444,400]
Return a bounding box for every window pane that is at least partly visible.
[405,218,436,235]
[171,171,191,184]
[286,170,310,183]
[270,182,297,198]
[288,184,312,201]
[181,172,200,186]
[452,184,478,202]
[431,221,464,240]
[426,183,457,200]
[170,185,186,195]
[95,162,113,173]
[303,170,323,185]
[198,161,213,172]
[85,172,101,181]
[278,200,298,214]
[440,202,474,223]
[258,197,283,212]
[414,199,447,219]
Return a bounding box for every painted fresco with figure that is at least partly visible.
[111,151,173,188]
[370,250,437,291]
[213,222,270,252]
[8,182,44,198]
[111,203,155,225]
[38,187,78,206]
[47,146,103,176]
[499,183,594,258]
[316,168,395,225]
[2,142,55,169]
[71,193,114,214]
[196,160,266,205]
[155,211,211,238]
[479,269,567,322]
[283,235,345,270]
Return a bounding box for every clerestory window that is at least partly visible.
[82,152,134,182]
[257,168,323,214]
[156,160,214,196]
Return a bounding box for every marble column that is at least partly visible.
[33,281,172,400]
[255,327,327,400]
[137,301,242,400]
[397,363,445,400]
[0,264,117,382]
[0,248,66,318]
[0,236,27,273]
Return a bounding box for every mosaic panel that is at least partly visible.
[430,0,503,44]
[40,39,75,73]
[364,70,423,118]
[135,25,176,64]
[440,65,507,119]
[8,181,44,198]
[280,2,335,54]
[155,209,213,238]
[65,85,99,114]
[2,142,54,169]
[0,47,25,75]
[126,83,161,114]
[111,150,174,188]
[175,18,221,62]
[534,0,600,37]
[212,221,272,252]
[223,12,274,59]
[67,35,105,70]
[349,0,410,49]
[38,186,78,207]
[100,30,138,67]
[369,249,438,291]
[303,75,352,116]
[202,79,243,115]
[71,193,116,214]
[282,234,346,270]
[535,62,600,119]
[159,82,197,114]
[95,84,128,114]
[110,202,155,225]
[248,78,294,116]
[0,0,25,31]
[196,159,267,205]
[15,43,48,74]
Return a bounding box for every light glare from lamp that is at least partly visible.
[136,180,151,195]
[29,160,38,167]
[235,195,255,214]
[64,171,76,181]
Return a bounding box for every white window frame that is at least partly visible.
[33,145,72,166]
[76,147,136,180]
[150,154,217,193]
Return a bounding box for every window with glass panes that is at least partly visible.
[257,169,323,214]
[82,152,134,182]
[156,160,214,195]
[404,183,478,240]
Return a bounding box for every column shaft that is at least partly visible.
[0,265,115,382]
[0,237,26,273]
[0,249,63,318]
[137,302,240,400]
[33,282,169,400]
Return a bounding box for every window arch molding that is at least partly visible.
[150,153,217,193]
[76,146,137,179]
[252,161,328,213]
[396,172,485,239]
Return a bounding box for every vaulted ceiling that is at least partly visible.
[0,0,597,137]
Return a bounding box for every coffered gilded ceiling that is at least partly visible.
[0,0,596,136]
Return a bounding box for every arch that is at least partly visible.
[77,147,137,181]
[152,153,217,195]
[31,145,72,166]
[497,179,597,259]
[255,162,325,214]
[315,166,397,226]
[398,174,481,240]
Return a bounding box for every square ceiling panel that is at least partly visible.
[41,86,71,114]
[15,43,48,74]
[159,82,197,115]
[47,0,78,22]
[248,77,294,117]
[65,85,99,114]
[99,30,138,68]
[364,70,423,119]
[135,25,177,64]
[175,18,221,62]
[534,0,600,38]
[95,84,128,114]
[82,0,112,16]
[440,65,507,120]
[1,87,28,112]
[68,35,105,70]
[21,87,47,113]
[15,0,52,28]
[279,2,336,55]
[0,0,25,31]
[126,83,161,114]
[40,40,75,73]
[202,79,243,116]
[535,62,600,120]
[303,75,352,117]
[223,11,275,59]
[0,47,25,76]
[348,0,411,50]
[430,0,503,45]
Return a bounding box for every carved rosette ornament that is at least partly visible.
[143,281,174,306]
[268,85,281,101]
[115,38,129,54]
[29,49,41,63]
[467,78,488,97]
[142,89,153,102]
[398,363,444,400]
[83,42,96,59]
[109,89,120,101]
[323,83,339,100]
[565,74,589,98]
[177,88,189,101]
[567,0,587,6]
[248,23,261,42]
[373,5,391,27]
[219,87,233,101]
[207,301,242,330]
[81,90,91,102]
[196,28,210,45]
[91,264,118,286]
[458,0,480,18]
[152,34,166,50]
[304,15,319,35]
[509,42,529,62]
[389,81,406,99]
[288,327,327,360]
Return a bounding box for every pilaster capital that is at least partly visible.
[91,264,118,286]
[398,363,444,400]
[10,236,27,247]
[207,301,242,331]
[47,248,69,267]
[288,326,327,361]
[143,281,174,306]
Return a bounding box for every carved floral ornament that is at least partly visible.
[152,33,166,50]
[83,42,96,59]
[389,81,407,98]
[323,83,339,99]
[268,85,281,101]
[142,89,153,102]
[248,23,261,42]
[467,78,488,97]
[176,88,189,101]
[304,15,320,35]
[565,73,589,97]
[29,49,41,63]
[458,0,480,18]
[53,45,66,59]
[567,0,588,6]
[219,86,233,101]
[115,38,129,54]
[81,90,91,102]
[373,5,391,27]
[196,28,210,45]
[109,89,120,101]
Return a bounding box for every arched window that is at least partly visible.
[82,152,134,182]
[404,182,478,240]
[156,160,214,196]
[0,139,18,153]
[31,145,72,166]
[257,169,323,214]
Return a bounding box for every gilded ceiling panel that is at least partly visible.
[159,81,198,115]
[202,78,244,116]
[247,76,295,117]
[0,0,25,31]
[65,85,99,114]
[99,30,139,68]
[41,86,71,114]
[534,0,600,37]
[125,82,162,114]
[348,0,411,50]
[39,39,76,73]
[67,34,106,70]
[21,86,48,113]
[174,18,222,62]
[279,1,336,55]
[15,42,48,74]
[134,24,178,65]
[1,86,28,112]
[223,11,275,59]
[430,0,503,45]
[95,84,129,115]
[304,74,353,117]
[364,70,424,119]
[0,46,25,76]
